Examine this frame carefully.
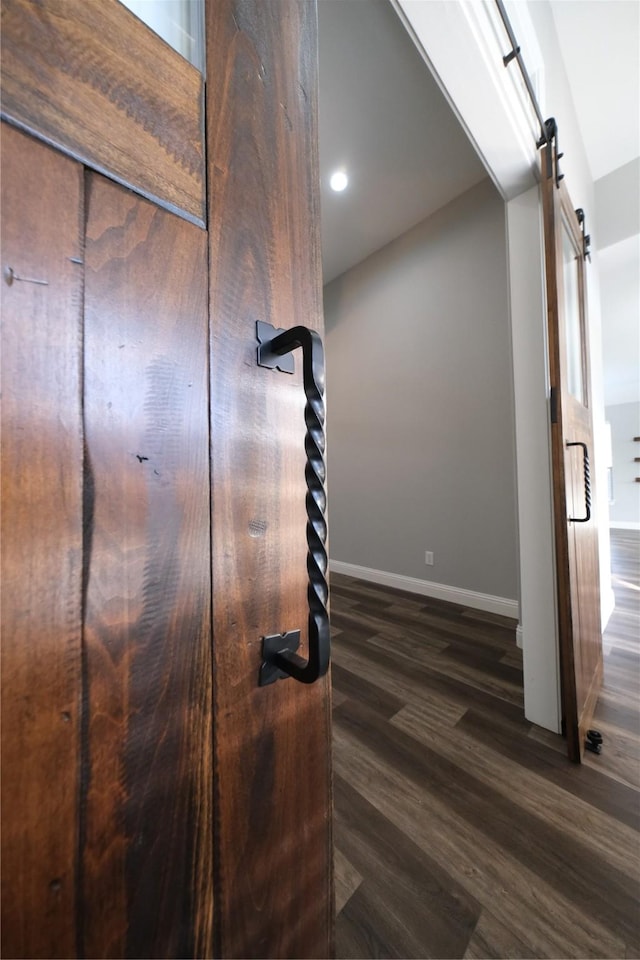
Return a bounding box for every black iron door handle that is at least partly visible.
[566,441,591,522]
[256,321,329,685]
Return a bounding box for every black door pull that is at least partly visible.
[256,321,329,685]
[566,441,591,523]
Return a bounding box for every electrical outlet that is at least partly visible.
[425,551,434,566]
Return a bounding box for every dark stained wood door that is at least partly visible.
[1,123,84,960]
[206,3,333,957]
[1,1,332,957]
[541,142,603,763]
[81,172,213,959]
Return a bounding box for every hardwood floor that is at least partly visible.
[331,530,640,959]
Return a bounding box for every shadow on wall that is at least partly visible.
[323,177,519,608]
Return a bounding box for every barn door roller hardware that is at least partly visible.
[576,208,592,261]
[539,117,565,188]
[494,0,566,185]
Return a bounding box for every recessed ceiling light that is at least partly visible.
[330,170,349,192]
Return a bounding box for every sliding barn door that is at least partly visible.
[541,140,603,763]
[1,124,85,960]
[1,1,332,957]
[206,3,333,956]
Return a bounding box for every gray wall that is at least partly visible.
[607,402,640,527]
[324,178,518,601]
[595,159,640,251]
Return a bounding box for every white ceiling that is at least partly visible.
[548,0,640,406]
[318,0,486,285]
[549,0,640,182]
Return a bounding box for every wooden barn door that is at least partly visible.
[541,137,603,763]
[1,2,332,958]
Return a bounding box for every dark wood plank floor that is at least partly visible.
[332,530,640,959]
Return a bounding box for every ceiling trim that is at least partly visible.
[393,0,543,200]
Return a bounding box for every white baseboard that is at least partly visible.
[609,521,640,531]
[516,624,524,649]
[330,559,519,619]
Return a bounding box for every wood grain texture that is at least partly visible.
[331,550,640,959]
[540,147,579,761]
[334,774,481,959]
[334,848,362,916]
[0,124,83,960]
[463,909,535,960]
[1,0,205,226]
[585,531,640,799]
[206,2,333,957]
[82,173,212,959]
[540,147,603,762]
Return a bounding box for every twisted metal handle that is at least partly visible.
[567,441,591,523]
[257,322,329,685]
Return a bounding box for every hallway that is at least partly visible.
[331,530,640,959]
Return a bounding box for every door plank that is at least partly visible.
[0,124,84,960]
[1,0,205,226]
[541,146,603,762]
[205,2,333,957]
[541,150,577,759]
[82,174,212,958]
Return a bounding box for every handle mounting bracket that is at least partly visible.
[256,320,294,374]
[259,631,302,686]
